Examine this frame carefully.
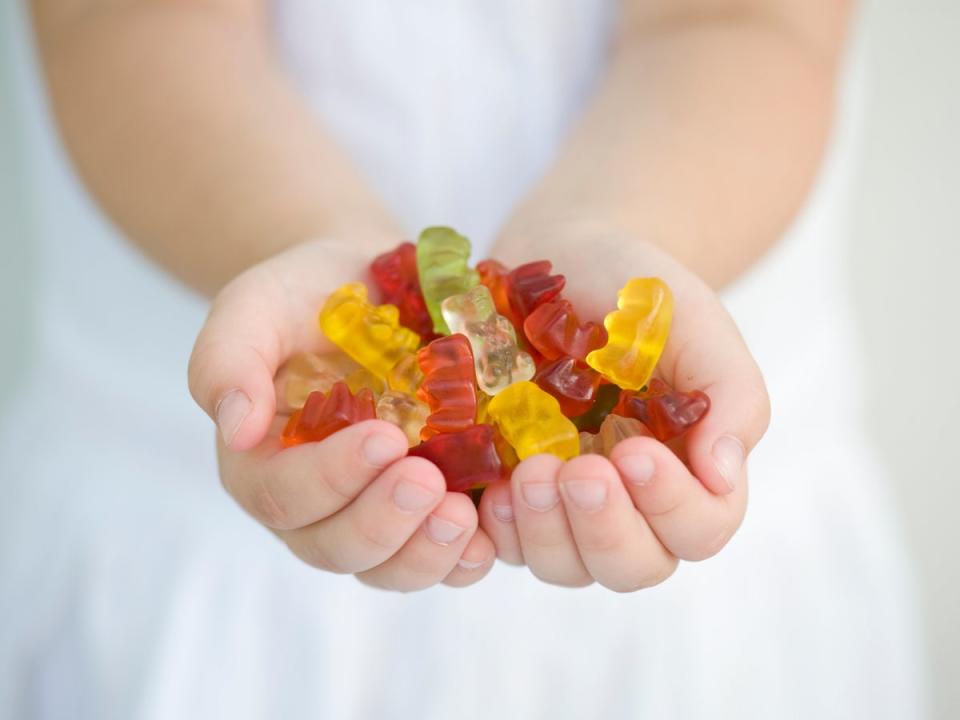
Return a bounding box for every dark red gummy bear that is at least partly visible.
[613,379,711,442]
[523,299,607,362]
[409,424,506,493]
[281,381,376,447]
[533,356,602,417]
[370,242,435,337]
[416,334,477,440]
[506,261,566,321]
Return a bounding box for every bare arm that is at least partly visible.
[498,0,854,288]
[31,0,398,296]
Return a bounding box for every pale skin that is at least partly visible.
[33,0,851,591]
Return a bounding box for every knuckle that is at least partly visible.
[355,515,403,555]
[612,556,678,592]
[248,474,294,529]
[293,533,347,574]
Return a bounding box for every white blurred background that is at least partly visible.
[1,1,958,717]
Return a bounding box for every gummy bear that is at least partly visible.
[486,381,579,461]
[281,381,376,448]
[523,300,607,362]
[613,378,710,441]
[579,414,648,457]
[476,259,514,321]
[369,241,435,337]
[571,382,622,432]
[441,285,535,395]
[376,390,430,447]
[344,367,386,398]
[533,356,602,417]
[386,353,424,396]
[506,261,566,321]
[416,334,478,440]
[409,424,506,493]
[585,278,673,391]
[416,227,480,334]
[274,351,358,413]
[319,282,421,379]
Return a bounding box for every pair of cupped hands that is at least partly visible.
[188,231,770,593]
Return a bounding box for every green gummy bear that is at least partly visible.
[416,226,480,334]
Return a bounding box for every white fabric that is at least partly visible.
[0,1,927,718]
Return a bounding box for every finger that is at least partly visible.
[279,456,445,573]
[218,419,409,530]
[511,455,592,587]
[443,529,497,588]
[611,436,748,561]
[477,480,524,565]
[557,455,677,592]
[356,492,480,592]
[189,267,300,451]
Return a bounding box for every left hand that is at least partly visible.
[476,230,771,591]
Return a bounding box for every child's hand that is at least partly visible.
[477,233,771,591]
[188,241,495,591]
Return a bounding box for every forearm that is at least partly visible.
[499,2,852,288]
[32,1,399,296]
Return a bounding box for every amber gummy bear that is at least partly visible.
[281,382,376,448]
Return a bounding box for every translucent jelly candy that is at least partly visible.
[281,381,376,448]
[533,356,602,417]
[344,367,386,398]
[613,378,710,441]
[319,282,420,379]
[409,424,506,492]
[486,381,579,461]
[416,334,478,440]
[369,241,434,337]
[441,285,535,395]
[523,300,606,362]
[506,261,565,321]
[386,353,424,396]
[376,390,430,447]
[274,351,358,413]
[416,227,480,334]
[579,414,648,456]
[585,278,673,391]
[476,259,514,321]
[571,382,622,432]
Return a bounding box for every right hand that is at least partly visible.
[188,239,495,591]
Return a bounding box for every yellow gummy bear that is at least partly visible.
[319,282,421,379]
[486,381,579,461]
[585,278,673,391]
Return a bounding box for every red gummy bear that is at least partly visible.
[476,259,514,321]
[533,356,602,417]
[523,299,607,362]
[370,241,434,337]
[416,334,477,440]
[281,381,376,447]
[506,261,566,321]
[409,424,506,492]
[613,379,711,442]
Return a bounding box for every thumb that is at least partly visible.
[188,271,290,452]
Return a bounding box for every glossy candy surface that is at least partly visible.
[415,334,478,440]
[376,390,430,447]
[523,299,606,362]
[416,227,480,334]
[441,285,535,395]
[614,378,710,441]
[571,382,622,432]
[533,356,602,417]
[579,414,648,456]
[274,351,358,413]
[476,259,514,320]
[409,424,506,492]
[319,282,420,379]
[370,242,434,337]
[281,382,376,448]
[506,261,566,321]
[585,278,673,391]
[486,381,579,460]
[386,353,424,396]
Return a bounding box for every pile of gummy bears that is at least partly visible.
[275,227,710,492]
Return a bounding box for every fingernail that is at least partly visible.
[392,480,439,512]
[457,556,488,570]
[712,435,745,491]
[216,389,251,448]
[563,478,608,512]
[492,503,514,523]
[618,454,655,486]
[521,482,559,512]
[362,433,407,468]
[425,515,466,545]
